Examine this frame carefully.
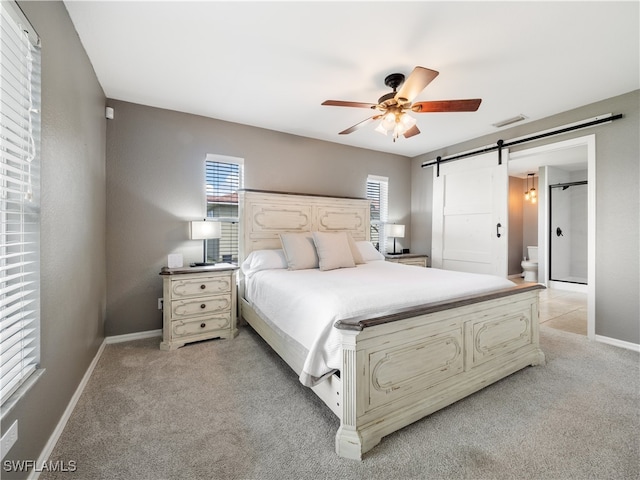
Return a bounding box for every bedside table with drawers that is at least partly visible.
[159,264,238,351]
[384,253,429,268]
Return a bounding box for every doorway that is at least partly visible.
[549,180,588,284]
[508,135,595,340]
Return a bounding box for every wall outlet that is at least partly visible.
[158,298,163,310]
[1,420,18,460]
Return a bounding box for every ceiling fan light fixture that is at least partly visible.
[376,111,416,139]
[399,112,416,129]
[393,124,406,138]
[394,112,416,136]
[375,123,388,135]
[381,112,396,130]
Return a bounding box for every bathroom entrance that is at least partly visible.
[508,134,595,340]
[549,181,588,284]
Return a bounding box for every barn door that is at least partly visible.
[432,151,508,277]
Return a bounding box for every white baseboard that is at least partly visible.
[105,329,162,344]
[29,339,107,480]
[595,335,640,353]
[29,329,162,479]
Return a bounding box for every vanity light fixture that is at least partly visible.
[524,173,537,204]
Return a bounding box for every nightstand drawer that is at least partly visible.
[170,275,231,299]
[399,258,427,267]
[171,314,231,339]
[170,294,231,319]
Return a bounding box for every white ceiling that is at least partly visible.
[63,1,639,158]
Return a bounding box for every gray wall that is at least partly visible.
[412,90,640,344]
[1,2,106,478]
[105,100,410,336]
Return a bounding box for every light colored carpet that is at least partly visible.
[42,325,639,480]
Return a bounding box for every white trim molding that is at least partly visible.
[595,335,640,353]
[105,329,162,344]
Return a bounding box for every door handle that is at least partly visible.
[496,223,502,238]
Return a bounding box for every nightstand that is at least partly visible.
[159,263,238,351]
[384,253,429,267]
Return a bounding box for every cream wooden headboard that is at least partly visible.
[239,190,370,263]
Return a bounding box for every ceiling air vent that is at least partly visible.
[492,114,528,128]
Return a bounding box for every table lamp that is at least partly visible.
[387,224,405,255]
[190,219,221,266]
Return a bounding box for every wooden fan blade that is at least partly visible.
[403,125,421,138]
[395,67,439,103]
[412,99,482,113]
[322,100,377,109]
[338,115,381,135]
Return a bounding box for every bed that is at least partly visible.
[238,189,545,460]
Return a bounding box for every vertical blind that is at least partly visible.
[367,175,388,252]
[0,1,41,404]
[205,156,243,263]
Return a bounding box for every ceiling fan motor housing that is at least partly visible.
[384,73,405,90]
[379,73,408,106]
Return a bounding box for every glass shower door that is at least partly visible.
[549,181,588,284]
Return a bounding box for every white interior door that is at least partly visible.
[432,151,508,276]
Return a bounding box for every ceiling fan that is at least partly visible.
[321,66,482,141]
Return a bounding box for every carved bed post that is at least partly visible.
[335,329,363,460]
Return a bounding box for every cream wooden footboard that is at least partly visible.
[238,190,545,460]
[332,283,544,459]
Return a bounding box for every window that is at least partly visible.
[205,155,243,263]
[0,1,41,406]
[367,175,388,252]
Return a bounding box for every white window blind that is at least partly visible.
[0,1,41,405]
[367,175,388,252]
[205,155,243,263]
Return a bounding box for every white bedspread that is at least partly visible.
[244,261,515,386]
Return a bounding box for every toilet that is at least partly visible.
[521,246,538,282]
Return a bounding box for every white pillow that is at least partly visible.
[279,233,319,270]
[312,231,356,271]
[346,233,365,265]
[240,249,288,276]
[357,241,385,262]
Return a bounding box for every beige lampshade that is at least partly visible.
[387,224,405,238]
[190,220,221,240]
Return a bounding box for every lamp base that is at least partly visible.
[386,252,402,256]
[190,262,217,267]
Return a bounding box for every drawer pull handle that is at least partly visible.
[200,323,206,328]
[200,304,206,309]
[200,284,206,290]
